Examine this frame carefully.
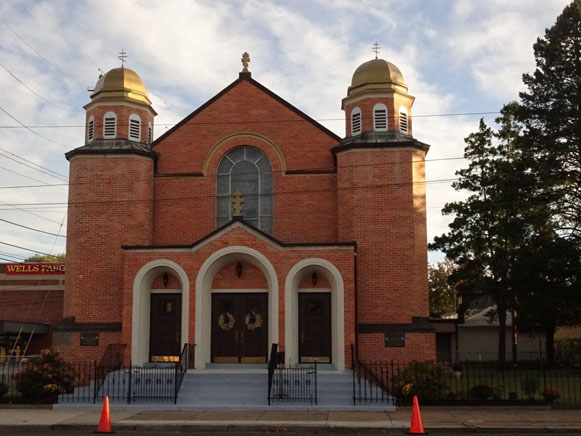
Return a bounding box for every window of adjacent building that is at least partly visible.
[399,107,409,134]
[87,115,95,142]
[373,104,388,131]
[129,113,141,141]
[103,112,117,139]
[351,107,362,136]
[147,122,153,144]
[216,146,273,234]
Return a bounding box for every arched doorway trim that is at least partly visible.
[195,246,279,368]
[131,259,190,365]
[285,258,345,370]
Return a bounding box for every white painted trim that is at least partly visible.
[285,258,345,370]
[131,259,190,365]
[195,246,279,369]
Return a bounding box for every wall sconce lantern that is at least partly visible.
[311,271,318,286]
[162,272,169,287]
[236,261,243,278]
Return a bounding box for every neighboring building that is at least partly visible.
[55,55,435,368]
[0,263,65,357]
[432,307,546,363]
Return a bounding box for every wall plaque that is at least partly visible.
[80,332,99,346]
[384,332,405,347]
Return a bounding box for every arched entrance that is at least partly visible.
[285,258,345,370]
[195,246,279,368]
[131,259,190,365]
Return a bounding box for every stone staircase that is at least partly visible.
[176,367,395,410]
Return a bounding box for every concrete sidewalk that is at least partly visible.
[0,406,581,432]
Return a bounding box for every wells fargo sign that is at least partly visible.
[5,263,65,275]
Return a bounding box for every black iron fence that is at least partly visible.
[352,354,581,407]
[0,349,190,404]
[267,343,317,405]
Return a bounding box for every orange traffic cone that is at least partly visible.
[96,395,113,433]
[407,395,426,434]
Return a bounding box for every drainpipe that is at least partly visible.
[353,243,359,362]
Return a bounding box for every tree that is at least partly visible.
[517,0,581,242]
[430,108,532,366]
[25,253,66,262]
[428,260,457,317]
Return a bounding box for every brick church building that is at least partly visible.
[55,55,435,369]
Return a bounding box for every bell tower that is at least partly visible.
[335,57,435,362]
[57,63,157,359]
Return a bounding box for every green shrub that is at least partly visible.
[0,382,7,398]
[522,375,539,400]
[508,391,519,401]
[13,349,74,401]
[469,384,495,401]
[394,361,449,401]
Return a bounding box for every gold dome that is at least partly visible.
[90,67,152,105]
[351,59,405,88]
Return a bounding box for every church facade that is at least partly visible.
[55,56,435,369]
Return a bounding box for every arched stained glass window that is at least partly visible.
[216,146,273,234]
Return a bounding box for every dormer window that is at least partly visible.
[128,113,141,141]
[399,107,408,134]
[373,104,388,132]
[351,107,361,136]
[103,112,117,139]
[147,122,153,144]
[87,115,95,142]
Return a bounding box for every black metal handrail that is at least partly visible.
[267,343,278,405]
[351,344,393,405]
[94,343,126,403]
[174,343,190,403]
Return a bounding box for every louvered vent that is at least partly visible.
[374,109,387,131]
[399,111,408,133]
[129,118,140,141]
[104,116,116,138]
[352,112,361,135]
[87,118,94,142]
[148,125,153,144]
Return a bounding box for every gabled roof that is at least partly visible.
[152,72,342,146]
[123,217,356,252]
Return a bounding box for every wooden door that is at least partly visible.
[299,293,331,363]
[211,293,268,363]
[149,293,181,362]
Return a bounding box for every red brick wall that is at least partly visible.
[212,261,268,289]
[64,154,154,323]
[358,333,436,363]
[0,290,63,324]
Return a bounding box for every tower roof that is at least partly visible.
[345,58,408,102]
[89,67,152,105]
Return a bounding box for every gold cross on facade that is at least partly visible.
[241,52,250,72]
[118,49,127,67]
[232,190,245,216]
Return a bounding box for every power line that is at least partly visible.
[0,62,72,114]
[0,16,77,82]
[0,217,66,238]
[0,240,54,256]
[0,165,66,188]
[0,176,459,208]
[0,147,68,180]
[0,199,64,225]
[0,111,503,129]
[0,104,71,149]
[0,155,465,191]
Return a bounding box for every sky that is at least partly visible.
[0,0,571,264]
